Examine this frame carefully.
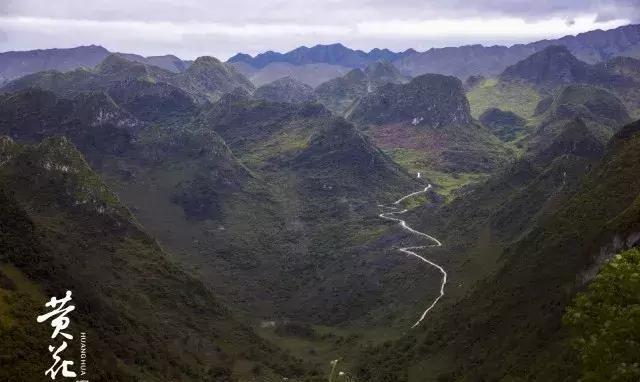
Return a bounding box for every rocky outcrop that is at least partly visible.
[348,73,472,127]
[253,77,316,104]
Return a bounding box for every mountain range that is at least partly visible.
[0,133,310,381]
[0,21,639,382]
[468,45,640,121]
[231,23,640,84]
[0,45,195,85]
[2,24,639,89]
[2,53,254,105]
[357,116,640,381]
[227,43,412,69]
[314,60,408,114]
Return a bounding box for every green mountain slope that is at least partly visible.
[0,89,140,156]
[344,74,513,184]
[348,73,472,127]
[564,247,640,381]
[527,84,631,154]
[198,94,438,325]
[3,40,637,380]
[177,56,255,101]
[354,118,640,381]
[499,45,593,90]
[478,107,527,142]
[0,81,440,342]
[0,136,309,381]
[314,61,408,114]
[468,47,640,123]
[2,53,254,104]
[594,56,640,117]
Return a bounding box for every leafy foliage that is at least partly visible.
[564,248,640,382]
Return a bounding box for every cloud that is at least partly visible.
[5,0,639,23]
[0,0,10,44]
[0,0,636,59]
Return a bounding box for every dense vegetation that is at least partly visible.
[564,248,640,381]
[0,137,311,381]
[0,34,639,382]
[355,119,640,381]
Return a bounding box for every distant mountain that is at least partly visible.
[115,52,189,72]
[396,44,532,80]
[227,45,417,88]
[1,57,198,123]
[0,45,195,84]
[2,53,253,104]
[396,23,640,78]
[500,45,592,89]
[253,76,316,104]
[531,117,607,166]
[3,23,638,88]
[0,45,110,84]
[229,24,640,82]
[231,61,351,87]
[315,61,408,114]
[595,56,640,117]
[468,45,640,120]
[529,23,640,63]
[596,55,640,79]
[227,24,640,88]
[228,43,408,69]
[528,84,631,154]
[206,93,416,203]
[369,48,412,62]
[177,55,255,100]
[363,60,410,87]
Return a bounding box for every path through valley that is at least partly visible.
[379,184,446,328]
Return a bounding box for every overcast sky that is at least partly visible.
[0,0,637,60]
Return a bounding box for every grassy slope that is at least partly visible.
[362,122,515,194]
[467,78,542,120]
[346,74,516,198]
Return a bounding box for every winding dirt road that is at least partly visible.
[379,184,447,328]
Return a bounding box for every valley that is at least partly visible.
[378,184,445,329]
[0,17,639,382]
